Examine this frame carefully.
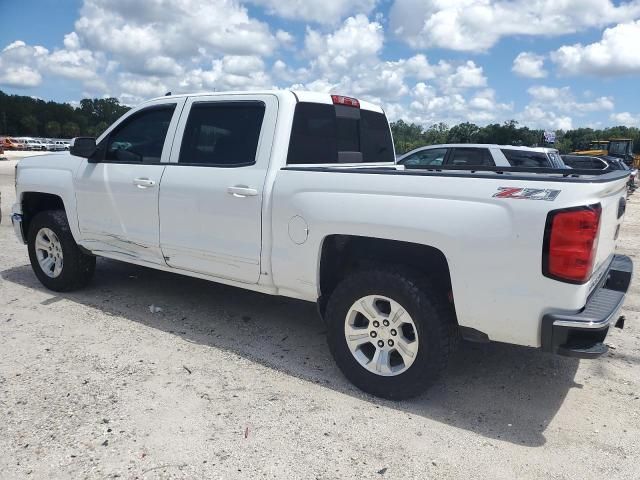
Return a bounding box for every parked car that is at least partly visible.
[20,138,44,151]
[53,140,70,150]
[10,90,633,399]
[2,137,26,150]
[40,138,58,151]
[396,144,567,169]
[563,155,637,192]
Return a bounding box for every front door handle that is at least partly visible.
[227,185,258,197]
[133,178,156,189]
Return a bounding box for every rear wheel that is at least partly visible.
[326,267,455,400]
[27,210,95,292]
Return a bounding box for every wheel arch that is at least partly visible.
[20,192,70,240]
[318,234,455,319]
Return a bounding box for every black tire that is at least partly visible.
[27,210,95,292]
[326,267,455,400]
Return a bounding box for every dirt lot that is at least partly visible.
[1,155,639,479]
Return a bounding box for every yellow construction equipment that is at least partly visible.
[573,138,639,168]
[572,140,609,157]
[608,139,640,168]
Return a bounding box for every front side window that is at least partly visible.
[448,148,494,167]
[178,102,265,166]
[399,148,448,167]
[104,105,176,163]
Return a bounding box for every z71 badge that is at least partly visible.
[492,187,561,201]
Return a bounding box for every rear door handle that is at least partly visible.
[133,178,156,188]
[227,185,258,197]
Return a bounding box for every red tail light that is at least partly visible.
[331,95,360,108]
[543,204,602,284]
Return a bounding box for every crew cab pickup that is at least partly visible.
[10,91,633,399]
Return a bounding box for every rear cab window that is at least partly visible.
[287,102,394,165]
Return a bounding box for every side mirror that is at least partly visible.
[70,137,97,160]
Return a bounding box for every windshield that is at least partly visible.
[609,141,630,155]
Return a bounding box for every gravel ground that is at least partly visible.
[1,157,639,479]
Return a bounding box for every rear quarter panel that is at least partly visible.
[270,169,628,347]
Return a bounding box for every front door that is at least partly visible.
[75,100,184,265]
[159,94,278,283]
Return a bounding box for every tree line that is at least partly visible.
[391,119,640,155]
[2,89,639,153]
[0,90,130,139]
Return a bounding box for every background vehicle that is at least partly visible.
[21,138,43,151]
[10,91,633,399]
[562,154,637,192]
[572,140,609,157]
[53,140,70,150]
[573,138,639,168]
[40,139,58,151]
[2,137,25,150]
[396,144,566,169]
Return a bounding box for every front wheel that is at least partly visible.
[326,267,455,400]
[27,210,96,292]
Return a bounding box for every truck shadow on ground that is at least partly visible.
[2,258,583,448]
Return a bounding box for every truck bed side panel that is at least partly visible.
[270,169,628,347]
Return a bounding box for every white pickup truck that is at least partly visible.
[10,91,633,399]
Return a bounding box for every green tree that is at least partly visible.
[20,115,39,135]
[45,120,62,137]
[61,121,80,138]
[447,122,479,143]
[424,122,449,145]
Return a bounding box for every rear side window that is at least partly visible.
[287,103,393,165]
[179,102,265,166]
[104,105,176,163]
[448,148,494,167]
[501,149,551,168]
[399,148,447,167]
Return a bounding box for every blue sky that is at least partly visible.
[1,0,640,129]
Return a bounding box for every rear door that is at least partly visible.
[158,94,278,283]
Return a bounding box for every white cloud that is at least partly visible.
[551,20,640,75]
[610,112,640,126]
[248,0,377,24]
[0,40,48,88]
[0,66,42,88]
[526,85,614,112]
[389,0,640,52]
[305,14,384,72]
[75,0,278,73]
[512,52,547,78]
[438,61,487,92]
[518,105,574,130]
[517,84,616,130]
[275,30,295,48]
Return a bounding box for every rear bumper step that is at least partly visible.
[542,254,633,359]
